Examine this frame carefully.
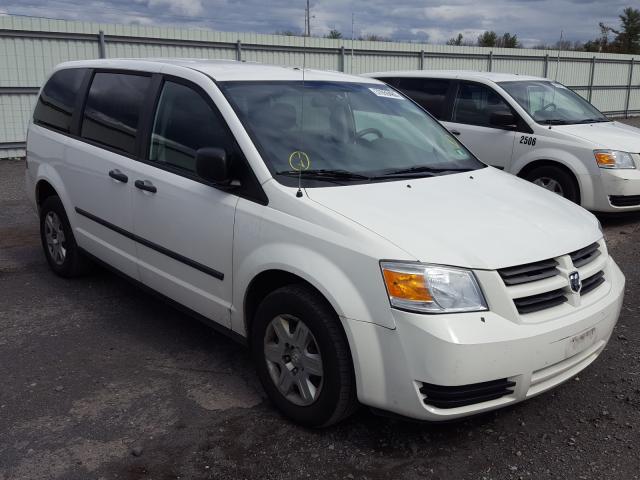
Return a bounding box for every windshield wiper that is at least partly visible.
[543,119,570,125]
[374,165,473,178]
[276,169,371,181]
[576,118,610,124]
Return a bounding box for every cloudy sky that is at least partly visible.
[0,0,632,47]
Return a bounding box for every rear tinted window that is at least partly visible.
[81,72,151,156]
[33,69,86,133]
[394,78,451,120]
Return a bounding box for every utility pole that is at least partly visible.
[305,0,311,37]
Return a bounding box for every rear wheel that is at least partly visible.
[39,196,92,277]
[251,284,358,427]
[524,165,579,203]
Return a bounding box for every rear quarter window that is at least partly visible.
[33,69,87,133]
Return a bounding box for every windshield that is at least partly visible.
[498,80,609,125]
[219,81,485,186]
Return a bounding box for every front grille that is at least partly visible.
[498,259,559,286]
[420,379,516,409]
[610,195,640,207]
[581,271,605,295]
[513,288,567,314]
[570,242,600,268]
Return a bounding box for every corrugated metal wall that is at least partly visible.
[1,14,639,158]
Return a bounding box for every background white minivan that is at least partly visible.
[368,71,640,212]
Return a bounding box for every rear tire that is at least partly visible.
[251,284,358,427]
[524,165,579,204]
[39,196,92,277]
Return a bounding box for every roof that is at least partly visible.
[56,58,381,83]
[363,70,546,83]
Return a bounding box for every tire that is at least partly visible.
[524,165,580,204]
[251,284,358,427]
[39,195,92,277]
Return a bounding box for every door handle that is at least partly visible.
[134,179,157,194]
[450,130,461,136]
[108,169,128,183]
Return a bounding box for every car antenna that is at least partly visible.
[548,30,563,130]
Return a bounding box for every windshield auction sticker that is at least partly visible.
[368,87,404,99]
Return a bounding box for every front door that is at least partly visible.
[129,78,238,327]
[441,81,516,169]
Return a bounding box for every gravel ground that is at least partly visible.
[2,124,640,479]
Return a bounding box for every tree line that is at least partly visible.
[275,7,639,54]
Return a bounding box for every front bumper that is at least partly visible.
[589,168,640,211]
[344,258,624,421]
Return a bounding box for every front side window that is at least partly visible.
[452,82,513,128]
[149,81,231,173]
[81,72,150,156]
[220,81,484,187]
[395,78,451,120]
[33,69,86,133]
[498,80,608,125]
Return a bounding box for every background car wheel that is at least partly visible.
[524,165,579,203]
[251,284,358,427]
[39,196,92,277]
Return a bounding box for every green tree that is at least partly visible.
[326,29,342,39]
[610,7,640,54]
[497,32,520,48]
[477,31,498,47]
[447,33,464,46]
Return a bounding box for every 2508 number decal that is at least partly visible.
[520,135,537,146]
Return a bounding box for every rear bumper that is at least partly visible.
[345,258,624,421]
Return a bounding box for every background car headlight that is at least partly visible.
[380,261,488,314]
[594,150,637,169]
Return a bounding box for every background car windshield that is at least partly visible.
[499,80,608,125]
[220,81,484,182]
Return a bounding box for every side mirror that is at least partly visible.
[490,111,517,129]
[196,147,232,186]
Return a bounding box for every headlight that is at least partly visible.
[594,150,637,169]
[380,261,488,314]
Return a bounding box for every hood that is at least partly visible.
[555,121,640,152]
[306,167,601,270]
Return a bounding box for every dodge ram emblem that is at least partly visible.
[569,271,582,293]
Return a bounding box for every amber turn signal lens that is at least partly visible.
[594,151,616,167]
[382,269,433,302]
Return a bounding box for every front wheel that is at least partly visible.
[524,165,580,204]
[251,284,358,427]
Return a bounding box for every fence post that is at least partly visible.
[588,56,596,102]
[98,30,106,59]
[543,54,549,78]
[340,46,345,72]
[488,51,493,72]
[625,58,635,118]
[420,49,425,70]
[236,40,242,61]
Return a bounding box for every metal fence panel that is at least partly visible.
[2,14,640,158]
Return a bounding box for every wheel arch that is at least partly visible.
[516,159,583,204]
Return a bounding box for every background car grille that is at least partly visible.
[498,241,606,316]
[419,379,516,409]
[609,195,640,207]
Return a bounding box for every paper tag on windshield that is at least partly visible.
[369,87,404,99]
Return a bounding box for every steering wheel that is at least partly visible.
[356,128,384,141]
[540,102,557,112]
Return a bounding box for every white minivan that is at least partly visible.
[367,70,640,211]
[26,59,624,427]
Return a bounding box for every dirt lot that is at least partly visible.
[2,129,640,479]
